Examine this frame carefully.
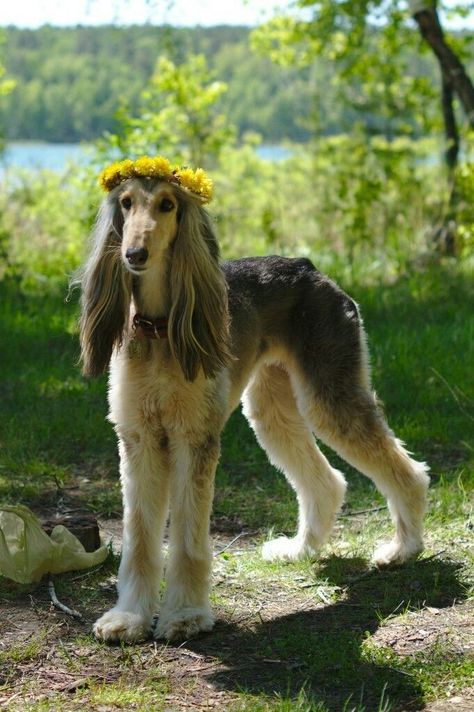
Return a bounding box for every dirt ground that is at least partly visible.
[0,518,473,711]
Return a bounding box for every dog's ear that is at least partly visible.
[77,197,131,377]
[168,201,232,381]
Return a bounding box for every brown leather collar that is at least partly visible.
[133,314,168,340]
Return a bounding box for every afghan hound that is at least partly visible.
[77,175,429,643]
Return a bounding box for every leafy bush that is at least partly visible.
[213,134,446,282]
[0,167,98,290]
[0,134,453,290]
[95,54,235,167]
[89,53,449,282]
[0,52,460,290]
[455,161,474,255]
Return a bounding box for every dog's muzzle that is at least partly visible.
[126,246,149,267]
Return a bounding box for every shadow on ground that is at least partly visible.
[186,556,468,711]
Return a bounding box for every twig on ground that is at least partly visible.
[345,568,379,585]
[341,505,388,517]
[299,582,340,603]
[315,587,332,605]
[235,603,265,625]
[47,577,83,619]
[419,549,448,563]
[214,530,258,556]
[69,560,109,582]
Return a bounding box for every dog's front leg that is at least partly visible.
[154,434,219,642]
[94,436,170,643]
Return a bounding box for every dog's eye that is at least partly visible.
[121,196,132,211]
[159,198,175,213]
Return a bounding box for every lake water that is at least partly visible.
[2,142,93,173]
[1,141,292,174]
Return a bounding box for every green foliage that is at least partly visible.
[1,24,466,144]
[97,54,236,166]
[0,25,318,144]
[0,136,454,291]
[91,53,448,278]
[213,39,315,142]
[252,1,473,138]
[1,26,153,142]
[0,167,97,290]
[0,31,15,153]
[0,57,15,98]
[455,157,474,253]
[216,135,448,282]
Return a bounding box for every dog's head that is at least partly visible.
[116,180,179,276]
[77,177,231,381]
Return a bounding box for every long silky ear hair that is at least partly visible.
[74,193,132,377]
[169,189,232,381]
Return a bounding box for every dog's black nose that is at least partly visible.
[126,247,149,266]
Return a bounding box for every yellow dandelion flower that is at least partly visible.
[99,161,123,191]
[133,156,156,177]
[151,156,173,176]
[98,155,213,202]
[118,159,135,180]
[176,167,196,189]
[193,168,213,201]
[177,166,213,202]
[133,155,173,179]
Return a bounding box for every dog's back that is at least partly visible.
[223,256,363,396]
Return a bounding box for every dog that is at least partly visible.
[77,164,429,643]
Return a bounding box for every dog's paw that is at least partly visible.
[93,609,150,643]
[262,536,313,562]
[373,538,424,568]
[153,607,215,642]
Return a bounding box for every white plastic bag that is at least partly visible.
[0,504,109,583]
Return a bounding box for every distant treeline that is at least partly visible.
[0,24,447,144]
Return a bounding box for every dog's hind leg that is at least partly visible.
[242,363,347,561]
[291,371,430,567]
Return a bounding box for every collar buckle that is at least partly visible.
[133,314,168,340]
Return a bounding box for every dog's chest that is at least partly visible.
[142,372,208,434]
[109,351,217,437]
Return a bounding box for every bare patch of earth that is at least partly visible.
[0,520,472,711]
[371,602,474,658]
[370,601,474,712]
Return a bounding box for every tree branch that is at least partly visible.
[410,3,474,127]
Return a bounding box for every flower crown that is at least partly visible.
[99,155,213,203]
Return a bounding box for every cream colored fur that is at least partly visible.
[77,179,429,644]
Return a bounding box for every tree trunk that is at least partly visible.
[410,2,474,127]
[441,74,459,171]
[409,1,474,256]
[439,73,460,255]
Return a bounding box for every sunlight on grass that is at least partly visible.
[0,634,46,665]
[87,678,170,708]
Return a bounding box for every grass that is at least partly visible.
[0,262,473,711]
